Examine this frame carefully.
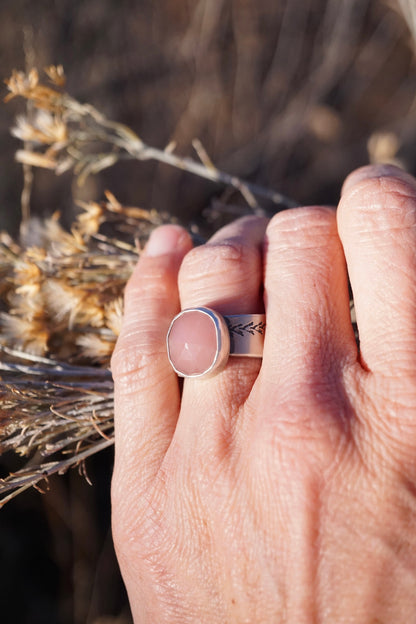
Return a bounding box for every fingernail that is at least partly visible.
[144,225,186,257]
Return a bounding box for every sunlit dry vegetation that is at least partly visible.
[0,1,416,620]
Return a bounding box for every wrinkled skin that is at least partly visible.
[111,165,416,623]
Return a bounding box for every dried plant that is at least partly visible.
[0,185,174,505]
[0,66,303,506]
[5,66,297,214]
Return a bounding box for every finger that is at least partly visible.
[179,216,267,314]
[256,206,357,422]
[176,216,268,431]
[338,164,416,374]
[111,225,193,494]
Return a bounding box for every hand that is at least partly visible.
[111,164,416,623]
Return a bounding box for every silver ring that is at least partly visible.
[166,307,266,378]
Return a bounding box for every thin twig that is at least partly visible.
[0,437,114,507]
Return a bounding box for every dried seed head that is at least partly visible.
[44,65,66,87]
[4,68,39,102]
[12,110,67,145]
[105,298,124,337]
[76,333,115,363]
[0,314,49,355]
[76,201,104,236]
[44,279,105,330]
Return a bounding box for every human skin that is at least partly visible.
[111,164,416,623]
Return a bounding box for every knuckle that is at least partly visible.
[125,262,175,304]
[340,175,416,232]
[266,206,336,240]
[111,329,165,388]
[179,239,259,284]
[266,206,336,248]
[127,278,165,306]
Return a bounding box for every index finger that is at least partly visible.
[111,225,193,495]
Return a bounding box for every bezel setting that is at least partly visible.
[166,307,230,378]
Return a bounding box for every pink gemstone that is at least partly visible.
[168,309,218,376]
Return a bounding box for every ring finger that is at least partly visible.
[175,216,268,436]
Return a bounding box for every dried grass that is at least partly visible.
[0,187,165,505]
[1,0,415,509]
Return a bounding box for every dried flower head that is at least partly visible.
[4,68,39,102]
[44,64,66,87]
[4,67,64,113]
[12,109,67,145]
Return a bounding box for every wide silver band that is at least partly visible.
[225,313,266,357]
[166,307,265,378]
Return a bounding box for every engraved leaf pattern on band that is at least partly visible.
[226,320,266,337]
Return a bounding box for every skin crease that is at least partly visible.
[111,165,416,623]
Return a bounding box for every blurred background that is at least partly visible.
[1,0,416,622]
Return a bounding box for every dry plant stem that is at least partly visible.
[19,26,36,224]
[67,96,297,210]
[0,438,114,508]
[0,348,115,507]
[63,95,298,213]
[5,68,297,214]
[20,163,33,224]
[135,145,296,213]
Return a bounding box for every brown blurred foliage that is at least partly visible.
[2,0,416,234]
[0,1,416,622]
